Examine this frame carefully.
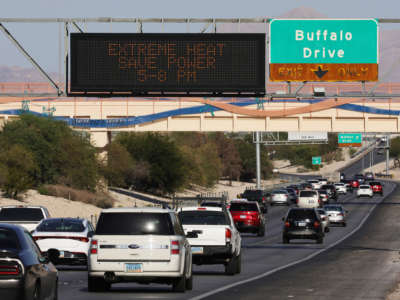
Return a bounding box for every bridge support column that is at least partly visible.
[90,130,108,148]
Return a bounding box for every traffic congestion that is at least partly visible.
[0,171,390,299]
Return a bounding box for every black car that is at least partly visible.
[282,208,324,244]
[241,189,268,213]
[0,223,58,300]
[320,184,338,201]
[354,174,365,184]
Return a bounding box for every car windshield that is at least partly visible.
[324,206,343,211]
[96,213,175,235]
[287,209,316,220]
[178,211,229,225]
[0,208,45,222]
[317,209,326,215]
[36,219,85,232]
[299,191,317,197]
[229,202,258,212]
[0,228,20,250]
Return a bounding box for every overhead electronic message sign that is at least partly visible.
[269,19,379,82]
[69,33,265,96]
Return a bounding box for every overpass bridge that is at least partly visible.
[1,83,400,147]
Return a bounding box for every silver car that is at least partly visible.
[324,204,347,227]
[271,190,290,206]
[316,208,330,233]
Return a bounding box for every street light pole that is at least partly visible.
[256,131,261,189]
[386,134,390,175]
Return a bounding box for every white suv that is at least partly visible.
[0,205,51,232]
[178,206,242,275]
[88,208,193,293]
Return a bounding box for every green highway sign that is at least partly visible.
[269,19,378,64]
[312,156,322,165]
[269,19,379,82]
[338,133,363,147]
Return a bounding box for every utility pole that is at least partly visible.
[255,132,261,189]
[386,134,390,175]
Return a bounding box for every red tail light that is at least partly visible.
[171,240,180,255]
[313,221,320,228]
[338,213,344,216]
[90,239,98,254]
[262,197,266,202]
[285,221,290,227]
[225,228,232,243]
[0,264,21,276]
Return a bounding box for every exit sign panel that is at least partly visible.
[269,19,379,82]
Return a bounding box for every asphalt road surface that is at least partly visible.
[57,180,397,300]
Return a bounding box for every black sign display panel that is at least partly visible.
[69,33,265,96]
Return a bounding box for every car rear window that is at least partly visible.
[360,185,371,188]
[299,191,317,197]
[287,209,316,219]
[200,202,223,207]
[36,219,85,232]
[229,202,258,212]
[178,211,229,225]
[96,213,174,235]
[273,190,287,194]
[324,206,342,211]
[0,229,20,250]
[0,208,44,222]
[370,182,381,185]
[242,190,262,197]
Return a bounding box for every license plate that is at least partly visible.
[59,251,64,258]
[191,247,204,254]
[297,222,306,227]
[308,200,315,204]
[240,215,247,219]
[125,263,143,273]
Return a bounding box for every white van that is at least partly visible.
[297,190,320,208]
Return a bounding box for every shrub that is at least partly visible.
[0,145,37,199]
[41,184,114,208]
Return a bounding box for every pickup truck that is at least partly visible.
[0,205,50,232]
[178,206,242,275]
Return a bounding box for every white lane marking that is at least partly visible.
[190,183,396,300]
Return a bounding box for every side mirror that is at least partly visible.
[186,232,198,239]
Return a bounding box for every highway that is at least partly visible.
[57,170,397,300]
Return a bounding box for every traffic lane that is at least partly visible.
[207,181,399,300]
[342,148,385,177]
[57,187,383,300]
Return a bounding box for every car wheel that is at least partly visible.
[32,281,41,300]
[172,274,186,293]
[282,236,289,244]
[316,237,323,244]
[342,222,347,227]
[225,253,239,275]
[88,276,110,292]
[257,226,265,237]
[185,264,193,291]
[270,203,274,206]
[52,279,58,300]
[235,252,242,274]
[381,192,383,196]
[324,227,330,233]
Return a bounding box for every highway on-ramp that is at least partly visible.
[57,179,397,300]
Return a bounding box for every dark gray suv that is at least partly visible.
[282,208,324,244]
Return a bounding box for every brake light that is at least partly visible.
[338,213,344,216]
[171,240,180,255]
[197,207,206,210]
[285,221,290,227]
[0,264,21,276]
[262,197,266,202]
[313,221,320,228]
[90,239,98,254]
[225,228,232,243]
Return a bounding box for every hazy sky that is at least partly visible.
[1,0,399,71]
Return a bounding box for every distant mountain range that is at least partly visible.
[1,7,399,82]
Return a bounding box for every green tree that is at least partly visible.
[0,145,37,199]
[0,114,99,191]
[390,137,400,158]
[115,132,186,194]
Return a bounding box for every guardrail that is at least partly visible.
[375,173,393,179]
